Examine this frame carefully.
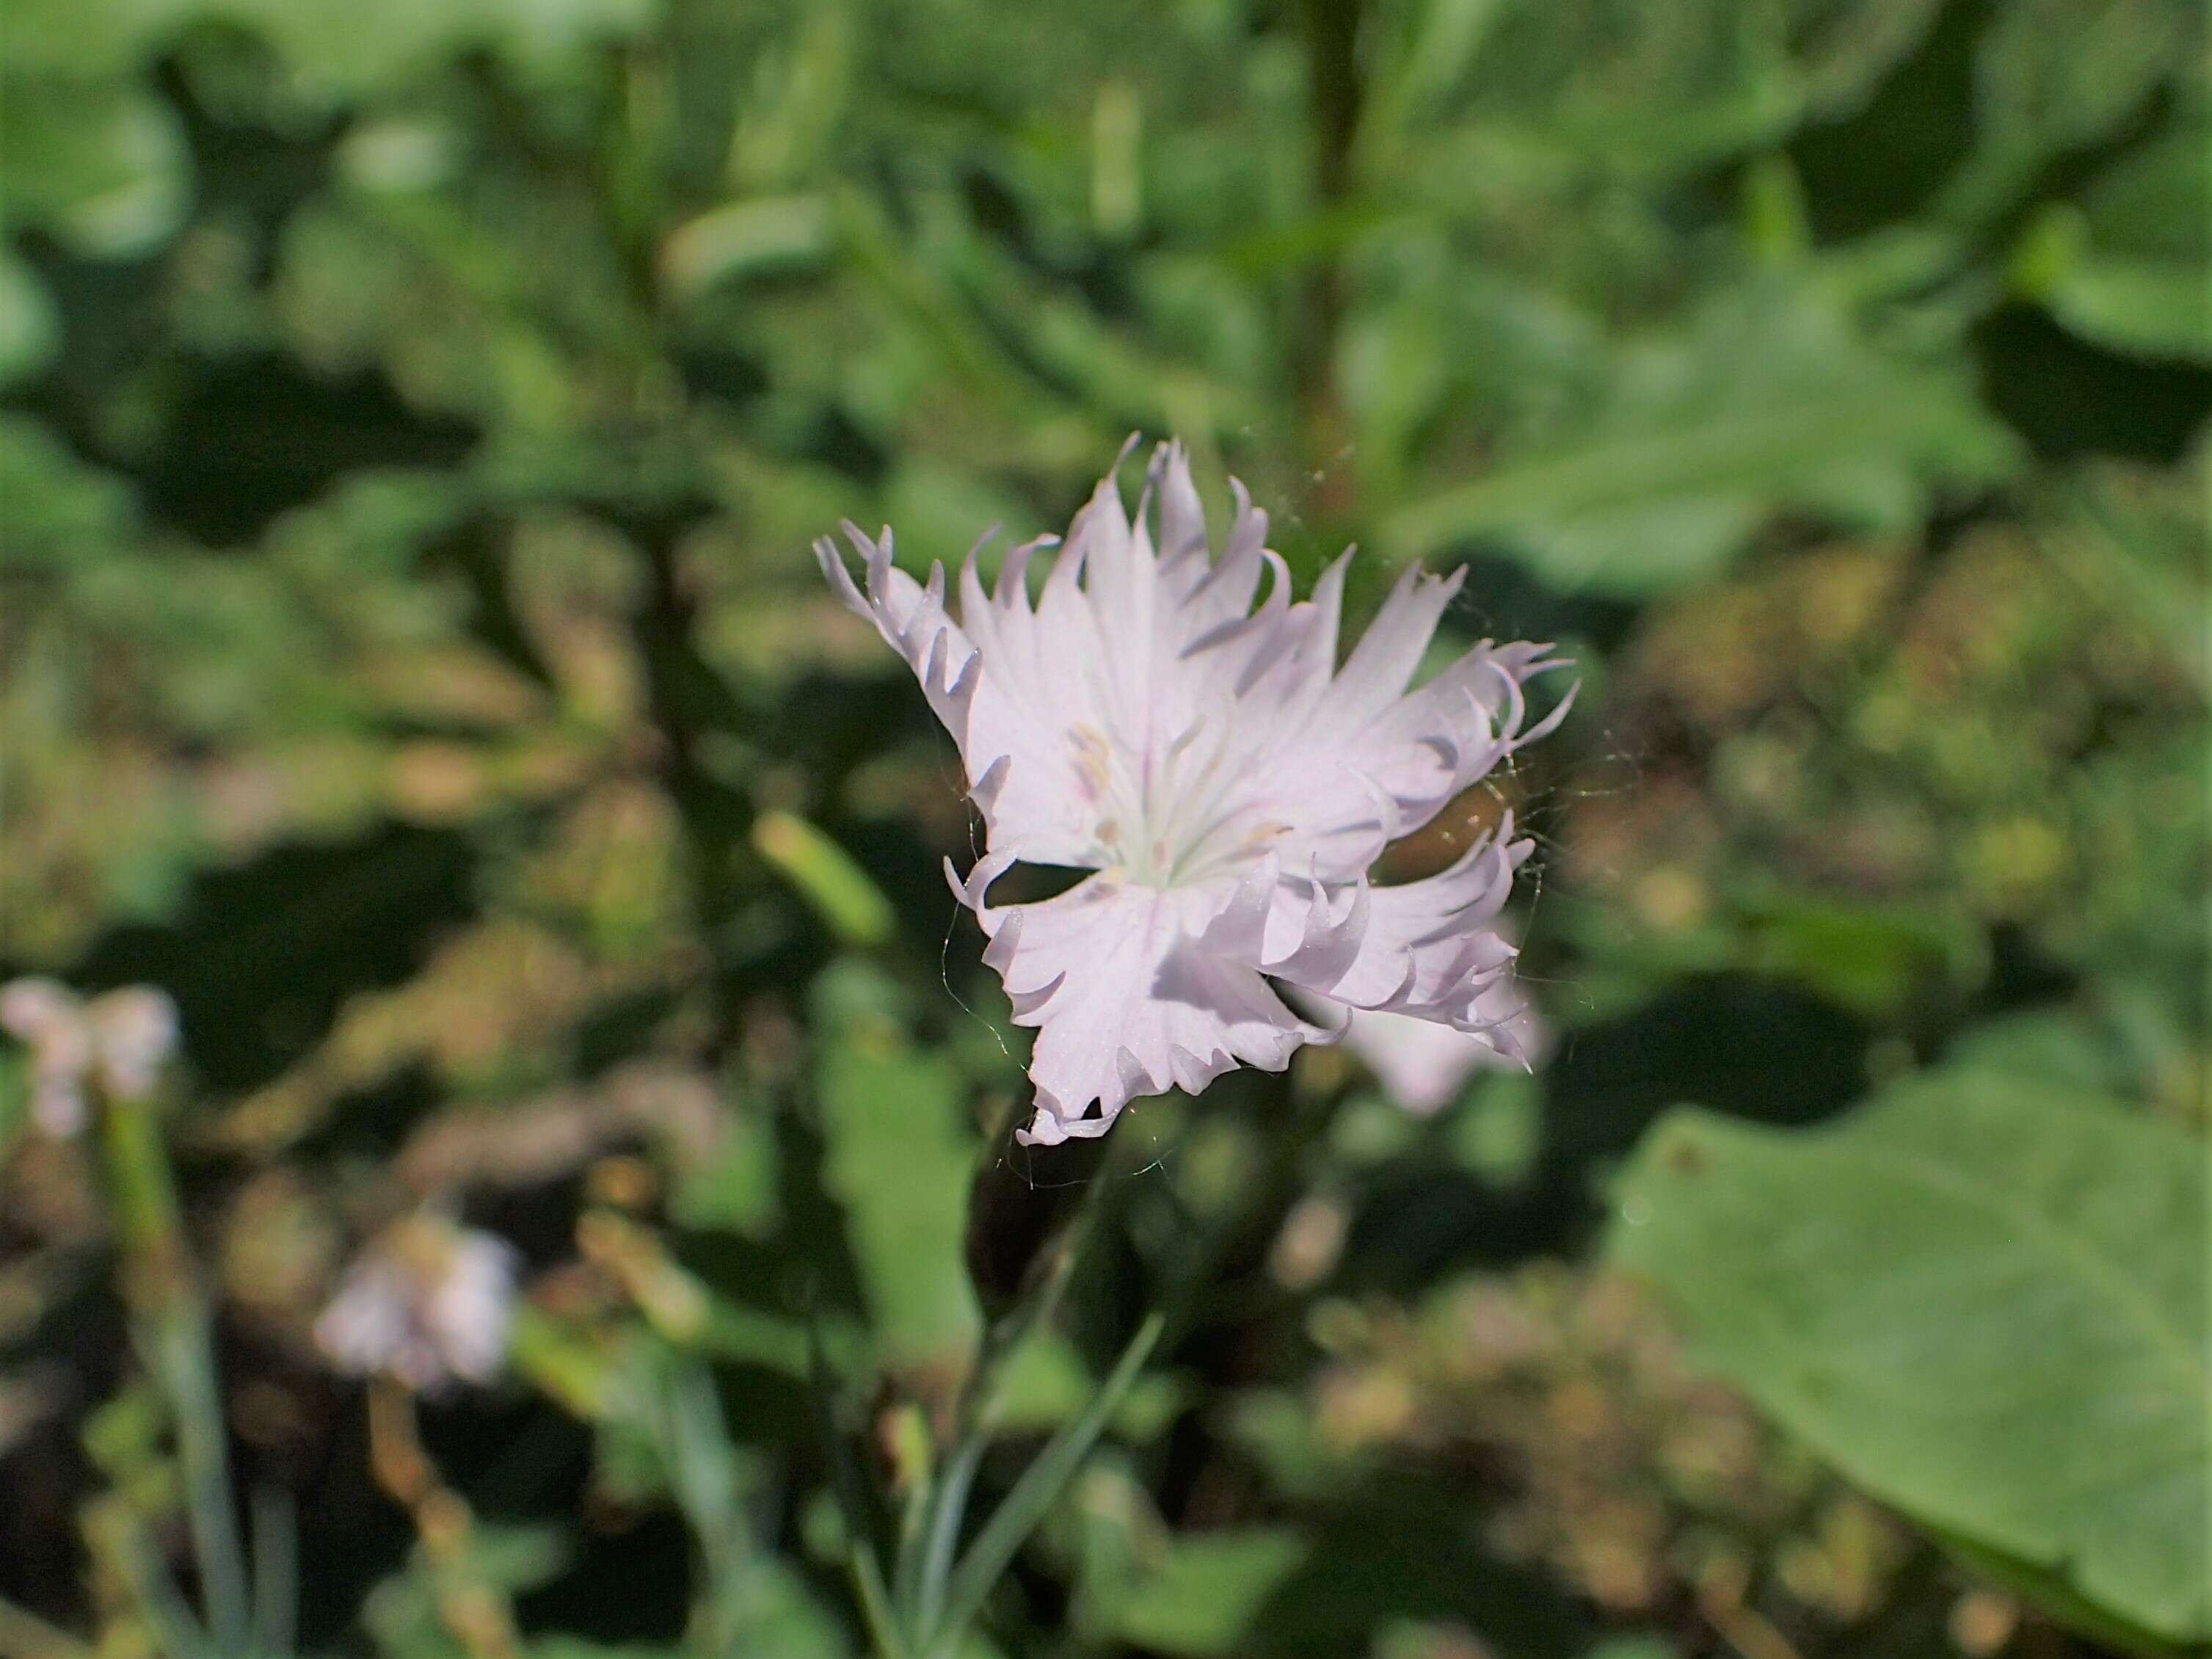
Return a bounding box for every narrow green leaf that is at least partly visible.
[925,1313,1166,1658]
[850,1542,908,1659]
[754,810,895,948]
[114,1525,219,1659]
[661,195,832,299]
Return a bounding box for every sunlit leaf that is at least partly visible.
[0,253,59,388]
[1383,282,2018,592]
[815,976,981,1359]
[1611,1071,2211,1643]
[1100,1528,1308,1657]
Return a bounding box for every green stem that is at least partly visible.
[98,1092,251,1655]
[98,1086,188,1298]
[909,1437,982,1644]
[889,1424,936,1637]
[848,1542,908,1659]
[909,1139,1115,1641]
[920,1313,1166,1659]
[250,1487,297,1659]
[649,1352,763,1658]
[809,1308,909,1659]
[114,1520,220,1659]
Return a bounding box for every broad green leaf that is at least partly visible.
[1609,1072,2210,1643]
[1102,1528,1308,1657]
[1942,0,2195,223]
[2075,117,2211,265]
[2042,258,2212,366]
[2015,124,2212,365]
[816,995,980,1360]
[0,417,137,560]
[0,79,189,255]
[1938,1530,2201,1659]
[1940,1010,2146,1097]
[1380,282,2018,592]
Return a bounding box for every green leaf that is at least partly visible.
[669,1107,782,1238]
[661,195,833,299]
[210,0,655,93]
[754,810,895,947]
[0,1050,27,1155]
[2015,124,2212,365]
[1941,0,2193,224]
[926,1313,1166,1658]
[0,79,189,255]
[990,1328,1182,1439]
[1581,1641,1681,1659]
[0,253,59,388]
[2042,257,2212,366]
[816,988,981,1360]
[364,1525,568,1658]
[1380,282,2018,592]
[1609,1072,2210,1643]
[1101,1528,1308,1657]
[1935,1530,2200,1659]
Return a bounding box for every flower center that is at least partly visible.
[1072,720,1284,888]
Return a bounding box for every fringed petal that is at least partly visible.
[821,438,1570,1147]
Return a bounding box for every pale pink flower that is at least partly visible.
[1,978,180,1135]
[819,440,1569,1146]
[1344,973,1551,1119]
[316,1216,520,1392]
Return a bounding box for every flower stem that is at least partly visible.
[907,1117,1122,1645]
[95,1088,251,1656]
[367,1376,522,1659]
[849,1543,909,1659]
[920,1312,1165,1659]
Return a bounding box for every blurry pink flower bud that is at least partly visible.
[1,978,179,1134]
[316,1215,520,1393]
[87,988,181,1100]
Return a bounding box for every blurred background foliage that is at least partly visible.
[1,0,2206,1655]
